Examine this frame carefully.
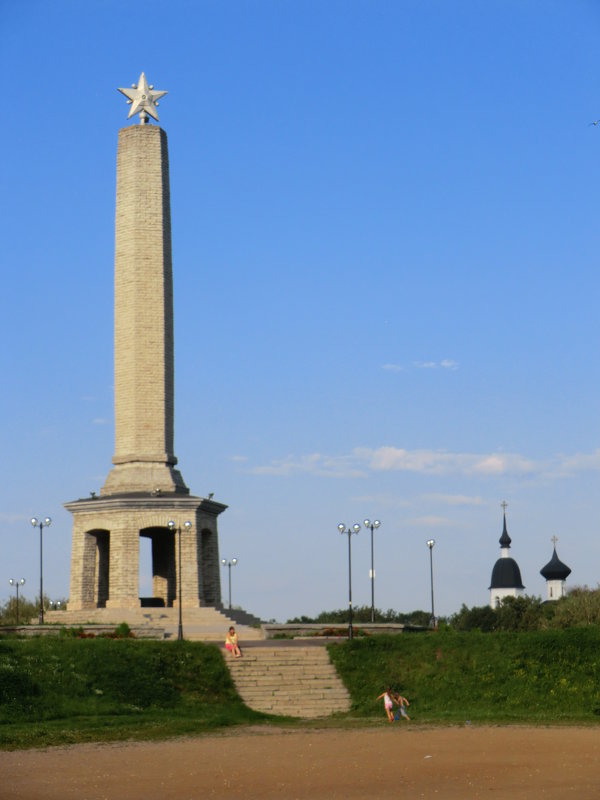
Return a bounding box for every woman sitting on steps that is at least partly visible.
[225,626,242,658]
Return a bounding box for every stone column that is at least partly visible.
[105,524,140,609]
[68,521,98,610]
[102,124,187,496]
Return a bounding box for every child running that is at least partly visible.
[392,690,411,721]
[376,688,395,723]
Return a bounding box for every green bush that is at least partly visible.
[549,586,600,628]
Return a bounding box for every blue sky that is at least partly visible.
[1,0,600,622]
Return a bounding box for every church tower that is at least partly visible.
[540,538,571,601]
[489,503,525,608]
[65,74,225,613]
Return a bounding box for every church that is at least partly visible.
[489,504,571,608]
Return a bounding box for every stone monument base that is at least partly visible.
[65,493,226,612]
[44,605,265,642]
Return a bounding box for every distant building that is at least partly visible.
[540,538,571,601]
[489,506,525,608]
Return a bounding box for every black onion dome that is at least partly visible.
[499,513,511,548]
[489,557,525,590]
[540,548,571,581]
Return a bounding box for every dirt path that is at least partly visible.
[2,725,599,799]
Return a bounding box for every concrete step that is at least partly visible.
[226,646,351,719]
[43,606,266,641]
[232,671,342,680]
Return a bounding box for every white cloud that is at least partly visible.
[469,453,538,476]
[248,446,600,481]
[362,447,539,476]
[383,359,459,372]
[92,417,110,425]
[441,359,459,370]
[360,446,465,474]
[249,453,367,478]
[414,361,437,369]
[551,449,600,477]
[382,363,403,372]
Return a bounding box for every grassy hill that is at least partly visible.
[2,627,600,749]
[328,627,600,723]
[0,636,264,749]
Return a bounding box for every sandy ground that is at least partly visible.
[1,724,599,800]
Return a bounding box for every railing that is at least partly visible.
[263,622,425,639]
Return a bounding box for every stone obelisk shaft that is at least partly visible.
[102,124,187,495]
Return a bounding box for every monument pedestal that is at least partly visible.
[66,494,226,611]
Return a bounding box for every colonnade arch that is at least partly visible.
[139,526,175,607]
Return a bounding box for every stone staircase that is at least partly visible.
[227,646,351,718]
[43,606,265,641]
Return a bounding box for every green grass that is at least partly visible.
[3,628,600,749]
[328,627,600,724]
[0,636,266,749]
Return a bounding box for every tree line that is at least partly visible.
[451,586,600,631]
[288,606,433,627]
[289,586,600,632]
[0,594,67,625]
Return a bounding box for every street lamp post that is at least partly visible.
[426,539,436,628]
[30,517,51,624]
[8,578,25,625]
[221,558,238,609]
[338,523,361,640]
[167,519,193,641]
[363,519,381,623]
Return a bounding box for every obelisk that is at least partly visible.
[65,74,225,613]
[102,74,186,495]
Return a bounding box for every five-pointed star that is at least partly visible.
[118,72,167,121]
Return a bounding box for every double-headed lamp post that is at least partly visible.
[167,519,192,641]
[30,517,51,624]
[9,578,26,625]
[221,558,238,609]
[363,519,381,623]
[338,523,360,640]
[426,539,436,628]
